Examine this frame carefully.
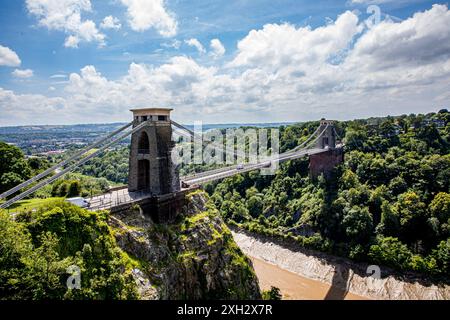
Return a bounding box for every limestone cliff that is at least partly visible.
[108,191,261,300]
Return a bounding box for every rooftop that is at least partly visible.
[130,108,173,114]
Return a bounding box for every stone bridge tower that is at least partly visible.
[125,108,188,223]
[309,119,343,179]
[315,119,337,149]
[128,108,180,195]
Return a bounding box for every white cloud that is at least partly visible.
[0,87,66,126]
[161,39,181,49]
[348,4,450,70]
[185,38,205,54]
[0,45,21,67]
[100,16,121,30]
[209,38,225,58]
[230,11,362,69]
[26,0,105,48]
[2,5,450,125]
[12,69,34,78]
[121,0,177,37]
[50,74,67,79]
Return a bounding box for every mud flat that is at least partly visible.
[232,229,450,300]
[250,256,366,300]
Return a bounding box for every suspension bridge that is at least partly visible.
[0,108,343,222]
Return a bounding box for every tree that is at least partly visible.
[262,286,282,300]
[247,195,263,218]
[67,181,82,197]
[344,122,368,150]
[0,142,31,193]
[388,176,408,196]
[342,206,373,243]
[431,239,450,275]
[429,192,450,224]
[368,237,413,271]
[376,201,400,237]
[395,191,428,244]
[21,232,72,299]
[395,191,426,227]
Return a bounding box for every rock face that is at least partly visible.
[108,191,261,300]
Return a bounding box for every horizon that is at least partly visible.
[0,108,444,129]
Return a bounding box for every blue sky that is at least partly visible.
[0,0,449,125]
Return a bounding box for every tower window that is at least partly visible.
[158,115,167,121]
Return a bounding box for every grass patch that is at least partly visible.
[5,197,64,214]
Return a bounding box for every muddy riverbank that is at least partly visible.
[251,257,366,300]
[231,228,450,300]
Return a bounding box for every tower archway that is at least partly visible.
[137,159,150,190]
[138,131,150,153]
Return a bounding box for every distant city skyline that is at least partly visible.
[0,0,449,126]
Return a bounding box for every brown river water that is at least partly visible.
[250,257,367,300]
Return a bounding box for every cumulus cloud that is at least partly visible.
[185,38,205,54]
[100,16,122,30]
[348,4,450,70]
[12,69,34,78]
[209,39,225,58]
[26,0,105,48]
[0,45,21,67]
[121,0,177,37]
[230,11,362,69]
[2,5,450,125]
[0,87,66,126]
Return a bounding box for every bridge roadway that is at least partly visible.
[86,146,335,211]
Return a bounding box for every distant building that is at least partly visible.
[38,150,66,156]
[422,119,446,128]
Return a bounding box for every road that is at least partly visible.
[183,147,326,185]
[86,188,150,211]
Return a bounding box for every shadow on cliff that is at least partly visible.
[323,264,352,300]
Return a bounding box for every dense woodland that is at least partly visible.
[0,201,138,299]
[207,110,450,278]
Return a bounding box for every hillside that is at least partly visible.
[0,192,260,299]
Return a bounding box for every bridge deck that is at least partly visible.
[86,146,341,210]
[87,188,149,211]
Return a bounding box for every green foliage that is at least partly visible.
[208,111,449,278]
[431,239,450,276]
[78,146,129,183]
[67,181,81,197]
[262,286,282,300]
[0,202,137,299]
[429,193,450,236]
[368,237,413,271]
[50,173,110,198]
[0,142,31,194]
[342,206,373,243]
